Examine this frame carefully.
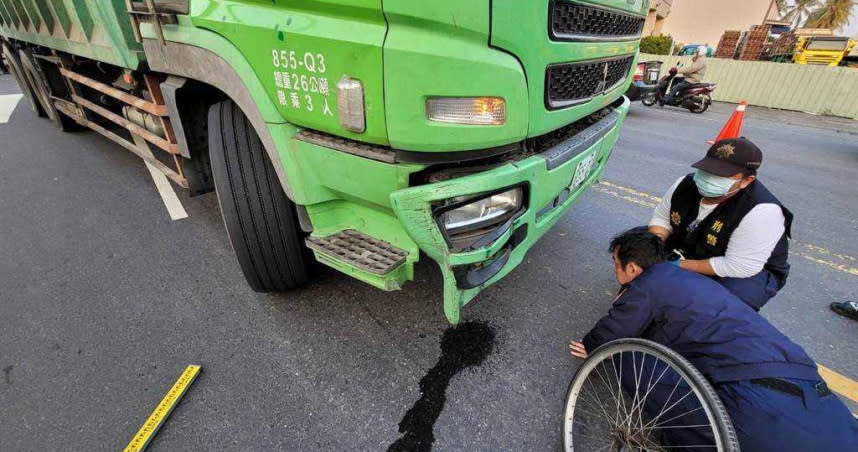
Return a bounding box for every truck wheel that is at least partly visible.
[18,49,57,122]
[208,100,310,291]
[18,48,80,131]
[2,44,45,118]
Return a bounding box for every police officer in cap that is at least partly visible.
[648,137,792,310]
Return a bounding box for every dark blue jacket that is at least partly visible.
[582,263,819,383]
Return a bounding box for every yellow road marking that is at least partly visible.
[594,181,858,277]
[591,185,658,209]
[598,180,664,203]
[792,252,858,277]
[819,365,858,404]
[123,365,201,452]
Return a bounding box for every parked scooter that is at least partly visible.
[641,68,716,114]
[625,60,662,102]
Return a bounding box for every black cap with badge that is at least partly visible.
[692,137,763,177]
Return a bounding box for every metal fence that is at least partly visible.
[639,53,858,120]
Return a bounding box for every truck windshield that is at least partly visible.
[807,39,848,51]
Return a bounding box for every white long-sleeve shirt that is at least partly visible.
[649,176,786,278]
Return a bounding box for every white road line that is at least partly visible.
[132,135,188,221]
[0,94,23,123]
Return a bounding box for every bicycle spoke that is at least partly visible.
[573,402,614,425]
[639,376,685,430]
[625,351,643,432]
[570,424,616,449]
[577,386,618,425]
[594,360,622,416]
[656,445,718,449]
[643,400,703,430]
[610,353,628,427]
[582,375,618,424]
[648,424,712,429]
[623,355,673,434]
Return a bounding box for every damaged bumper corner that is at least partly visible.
[390,96,630,324]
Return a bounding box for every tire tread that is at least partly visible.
[208,100,308,292]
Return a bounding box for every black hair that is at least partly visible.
[609,226,668,270]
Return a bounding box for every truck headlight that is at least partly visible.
[439,187,523,234]
[426,97,506,125]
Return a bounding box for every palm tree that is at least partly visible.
[804,0,854,30]
[783,0,822,27]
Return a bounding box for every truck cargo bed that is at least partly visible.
[0,0,143,69]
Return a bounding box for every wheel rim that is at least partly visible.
[564,343,726,452]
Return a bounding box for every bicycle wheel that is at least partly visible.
[563,338,739,452]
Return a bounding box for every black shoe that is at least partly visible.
[830,301,858,321]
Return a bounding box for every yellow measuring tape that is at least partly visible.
[123,365,201,452]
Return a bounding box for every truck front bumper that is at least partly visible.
[391,96,630,323]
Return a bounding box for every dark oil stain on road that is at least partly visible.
[388,322,495,452]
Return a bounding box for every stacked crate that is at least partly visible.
[715,31,741,58]
[766,32,798,61]
[738,24,771,60]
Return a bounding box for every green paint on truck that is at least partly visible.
[1,0,642,323]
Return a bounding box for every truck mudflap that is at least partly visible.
[391,97,630,323]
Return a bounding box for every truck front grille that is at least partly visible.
[545,55,634,109]
[550,1,645,41]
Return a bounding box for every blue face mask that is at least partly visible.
[693,170,738,198]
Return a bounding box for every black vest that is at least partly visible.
[665,174,793,289]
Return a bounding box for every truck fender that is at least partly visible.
[142,39,294,200]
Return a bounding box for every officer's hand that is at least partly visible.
[569,341,588,359]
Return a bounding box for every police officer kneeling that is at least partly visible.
[648,137,790,310]
[569,228,858,451]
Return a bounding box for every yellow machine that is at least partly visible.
[794,36,854,66]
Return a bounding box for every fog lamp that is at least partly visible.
[440,187,523,234]
[426,97,506,125]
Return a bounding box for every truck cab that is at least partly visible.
[0,0,642,323]
[794,36,854,66]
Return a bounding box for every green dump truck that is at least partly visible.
[0,0,641,323]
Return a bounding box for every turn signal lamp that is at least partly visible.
[426,97,506,125]
[337,77,366,133]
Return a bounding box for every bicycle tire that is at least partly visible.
[563,338,739,452]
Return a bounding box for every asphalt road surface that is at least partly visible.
[1,73,856,451]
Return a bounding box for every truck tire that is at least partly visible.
[208,100,310,291]
[2,44,45,118]
[18,48,80,131]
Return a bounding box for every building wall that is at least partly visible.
[660,0,773,46]
[643,0,672,36]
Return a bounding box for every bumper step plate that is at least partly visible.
[306,230,408,276]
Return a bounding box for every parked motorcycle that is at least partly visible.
[625,60,662,102]
[641,68,716,114]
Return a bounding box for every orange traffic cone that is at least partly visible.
[707,100,747,144]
